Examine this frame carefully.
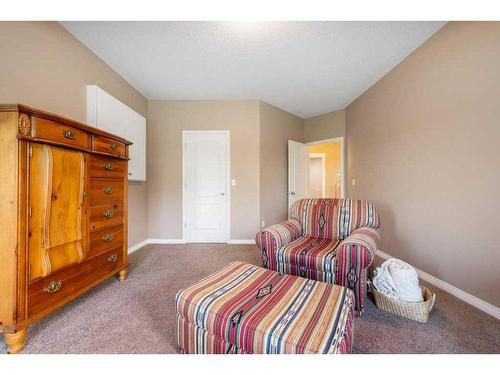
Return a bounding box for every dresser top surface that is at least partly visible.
[0,104,132,145]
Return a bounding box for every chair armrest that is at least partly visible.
[255,219,302,269]
[337,227,380,264]
[335,227,380,314]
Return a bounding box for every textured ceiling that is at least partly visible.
[61,21,445,118]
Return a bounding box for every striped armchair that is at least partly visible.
[256,198,380,315]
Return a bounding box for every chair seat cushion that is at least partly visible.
[176,262,354,354]
[276,236,340,274]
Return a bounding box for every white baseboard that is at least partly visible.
[227,239,256,245]
[128,238,186,254]
[128,239,150,254]
[148,238,187,244]
[376,250,500,320]
[128,238,255,254]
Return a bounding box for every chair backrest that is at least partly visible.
[289,198,379,239]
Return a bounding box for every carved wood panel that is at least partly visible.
[28,144,87,280]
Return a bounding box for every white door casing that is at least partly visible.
[288,140,310,211]
[183,131,229,242]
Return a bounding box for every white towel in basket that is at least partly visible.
[373,258,423,302]
[372,261,399,300]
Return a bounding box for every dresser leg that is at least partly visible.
[117,268,128,282]
[4,328,27,354]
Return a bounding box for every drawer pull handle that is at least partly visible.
[44,280,62,293]
[63,130,75,140]
[103,233,114,242]
[104,162,114,171]
[107,254,119,263]
[103,187,113,194]
[103,209,114,218]
[110,143,117,150]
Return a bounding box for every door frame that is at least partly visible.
[306,136,345,198]
[309,152,326,198]
[182,130,230,243]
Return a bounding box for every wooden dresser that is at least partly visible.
[0,104,131,353]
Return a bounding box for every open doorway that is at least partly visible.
[307,138,343,198]
[309,153,326,198]
[288,137,344,208]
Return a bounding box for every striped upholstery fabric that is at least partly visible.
[303,203,341,239]
[176,262,354,354]
[256,198,380,315]
[290,198,379,240]
[276,237,340,280]
[255,218,302,271]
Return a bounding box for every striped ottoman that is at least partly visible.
[176,262,355,354]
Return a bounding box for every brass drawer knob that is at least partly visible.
[103,209,114,218]
[44,280,63,293]
[104,162,114,171]
[107,254,118,263]
[63,130,75,140]
[102,233,114,242]
[110,143,117,150]
[103,187,113,194]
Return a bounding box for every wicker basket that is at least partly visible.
[371,285,436,323]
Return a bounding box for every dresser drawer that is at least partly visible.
[89,155,125,179]
[89,225,124,258]
[89,179,124,204]
[27,248,123,317]
[34,118,89,149]
[89,202,124,231]
[93,135,126,157]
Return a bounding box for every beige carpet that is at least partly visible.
[1,244,499,354]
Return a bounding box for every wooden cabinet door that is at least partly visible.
[28,144,88,281]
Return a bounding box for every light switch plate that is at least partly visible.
[231,179,236,186]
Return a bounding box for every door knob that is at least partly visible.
[290,192,295,195]
[220,192,225,196]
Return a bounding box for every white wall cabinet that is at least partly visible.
[87,85,146,181]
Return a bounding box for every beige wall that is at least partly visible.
[308,142,342,198]
[0,21,148,247]
[346,22,500,307]
[304,109,345,142]
[260,101,304,227]
[147,101,261,240]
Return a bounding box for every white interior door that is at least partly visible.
[288,140,310,210]
[184,131,229,242]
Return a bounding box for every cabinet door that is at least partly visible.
[28,144,88,281]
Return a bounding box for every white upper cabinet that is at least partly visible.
[87,85,146,181]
